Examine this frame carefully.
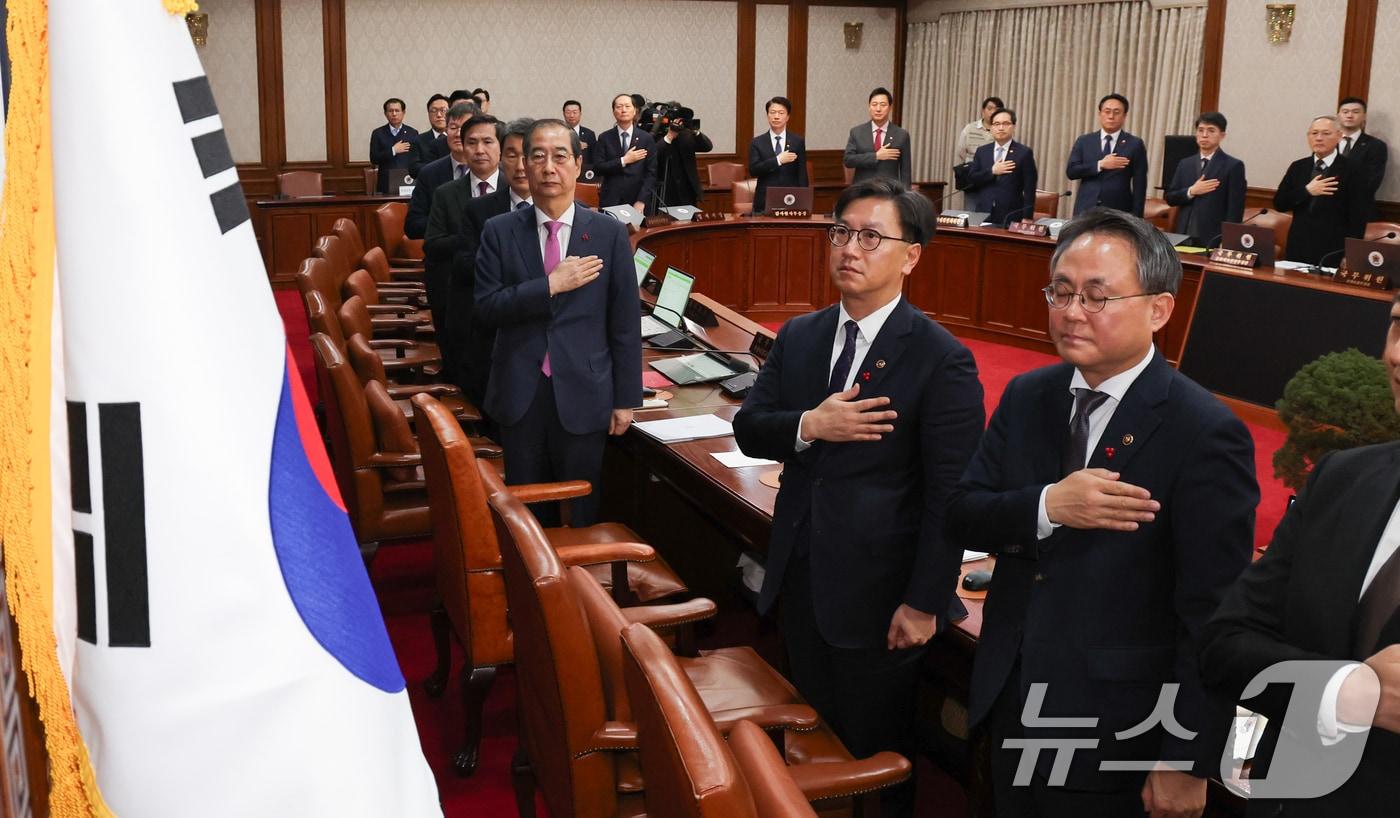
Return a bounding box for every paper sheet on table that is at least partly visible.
[711,451,778,468]
[632,413,734,443]
[962,550,989,562]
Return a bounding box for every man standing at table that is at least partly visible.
[562,99,597,172]
[965,107,1038,226]
[734,178,985,817]
[1164,112,1246,246]
[369,97,419,194]
[749,96,808,214]
[412,93,451,175]
[844,87,911,186]
[592,93,657,213]
[1339,97,1390,222]
[1274,115,1368,266]
[948,208,1257,818]
[474,119,640,527]
[405,101,479,239]
[957,96,1003,165]
[1067,94,1148,217]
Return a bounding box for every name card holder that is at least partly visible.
[1335,267,1394,291]
[937,214,971,228]
[1209,248,1258,268]
[1008,220,1049,237]
[694,211,727,222]
[769,209,811,218]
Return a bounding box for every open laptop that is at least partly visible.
[650,352,747,386]
[1221,222,1277,267]
[633,247,657,286]
[763,186,814,213]
[382,168,412,195]
[1344,237,1400,286]
[641,267,694,340]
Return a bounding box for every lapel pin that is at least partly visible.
[1122,433,1134,446]
[861,371,871,382]
[875,359,886,369]
[1105,446,1115,460]
[581,232,590,242]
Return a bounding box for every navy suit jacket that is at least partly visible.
[1066,130,1148,217]
[966,140,1039,226]
[411,129,448,176]
[591,127,658,208]
[948,353,1258,790]
[370,124,420,193]
[1202,442,1400,817]
[748,132,808,214]
[1164,150,1246,244]
[576,125,598,170]
[405,154,454,239]
[1274,153,1368,265]
[473,204,641,434]
[733,299,985,648]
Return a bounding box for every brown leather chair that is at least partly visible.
[732,179,757,216]
[343,268,430,317]
[332,217,367,262]
[576,182,601,209]
[312,234,358,292]
[362,166,378,195]
[310,333,430,548]
[842,165,855,185]
[361,245,425,287]
[302,287,439,379]
[346,333,480,425]
[375,202,425,266]
[338,295,441,362]
[621,622,912,817]
[277,170,323,198]
[1365,221,1400,243]
[298,257,429,343]
[1251,209,1292,260]
[706,162,745,189]
[1142,197,1176,231]
[1033,189,1061,220]
[412,393,692,777]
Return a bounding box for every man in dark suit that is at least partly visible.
[1339,97,1390,222]
[404,101,479,240]
[1274,115,1369,266]
[1066,94,1148,217]
[474,119,640,527]
[562,99,596,173]
[948,208,1258,817]
[843,87,911,186]
[653,111,713,207]
[965,107,1039,226]
[411,93,451,176]
[1200,291,1400,817]
[369,97,420,194]
[734,178,985,817]
[1164,111,1246,246]
[749,96,808,215]
[591,93,657,212]
[424,114,505,386]
[452,117,536,431]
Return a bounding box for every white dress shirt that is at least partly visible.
[1035,345,1156,538]
[535,203,576,269]
[794,295,903,451]
[1313,148,1340,172]
[389,124,403,138]
[470,172,497,197]
[1099,129,1121,155]
[770,130,789,161]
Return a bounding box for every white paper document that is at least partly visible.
[962,550,990,562]
[632,414,734,443]
[711,451,778,468]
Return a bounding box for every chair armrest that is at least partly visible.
[368,338,419,350]
[555,542,656,566]
[386,383,461,399]
[712,704,821,735]
[383,479,426,494]
[370,316,422,331]
[366,304,413,315]
[386,273,425,285]
[576,722,639,756]
[785,753,913,802]
[467,437,502,458]
[620,598,717,630]
[389,258,423,269]
[508,479,592,503]
[368,452,422,468]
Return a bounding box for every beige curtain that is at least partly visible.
[904,1,1206,212]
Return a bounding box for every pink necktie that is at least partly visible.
[874,127,883,152]
[478,180,489,197]
[541,220,563,377]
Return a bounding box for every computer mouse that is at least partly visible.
[962,569,993,592]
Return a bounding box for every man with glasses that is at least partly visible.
[735,178,985,817]
[474,119,640,527]
[1067,93,1148,217]
[948,208,1258,817]
[411,93,451,175]
[965,107,1039,227]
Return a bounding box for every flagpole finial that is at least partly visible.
[164,0,199,15]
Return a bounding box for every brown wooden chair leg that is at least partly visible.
[510,744,537,818]
[452,665,497,777]
[424,604,451,697]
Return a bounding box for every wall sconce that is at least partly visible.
[844,21,863,50]
[186,11,209,47]
[1265,4,1295,44]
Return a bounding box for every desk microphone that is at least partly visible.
[1002,190,1070,227]
[1310,248,1347,275]
[1203,208,1268,250]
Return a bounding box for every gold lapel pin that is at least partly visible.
[875,359,886,369]
[1122,433,1134,446]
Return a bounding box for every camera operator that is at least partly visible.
[651,105,713,208]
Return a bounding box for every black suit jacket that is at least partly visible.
[1066,130,1149,216]
[405,154,454,240]
[748,132,808,214]
[1346,132,1390,221]
[1202,442,1400,817]
[420,170,508,373]
[1164,150,1246,244]
[591,127,658,208]
[370,124,421,194]
[576,125,598,171]
[966,140,1039,226]
[733,299,985,648]
[1274,153,1368,265]
[411,130,448,176]
[654,128,714,207]
[948,353,1258,790]
[452,188,516,408]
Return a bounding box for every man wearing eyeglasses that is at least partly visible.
[735,178,986,817]
[948,208,1258,818]
[474,119,640,527]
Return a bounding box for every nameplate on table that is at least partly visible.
[632,413,734,444]
[937,214,971,228]
[1008,220,1049,237]
[693,211,727,222]
[768,209,810,218]
[1335,266,1395,291]
[1209,248,1258,268]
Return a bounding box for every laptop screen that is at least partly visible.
[653,267,695,327]
[633,248,656,286]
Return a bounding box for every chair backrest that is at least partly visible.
[568,566,638,724]
[1365,221,1400,243]
[706,162,744,188]
[1142,197,1175,231]
[362,166,379,195]
[344,268,381,308]
[364,378,419,483]
[732,179,757,215]
[332,217,367,261]
[344,332,389,386]
[1251,209,1292,260]
[297,256,345,317]
[619,622,761,818]
[412,394,514,668]
[313,234,356,285]
[842,165,855,185]
[337,295,375,342]
[310,332,379,535]
[576,182,601,209]
[278,170,323,198]
[303,289,347,351]
[361,246,396,284]
[1034,189,1060,219]
[488,466,617,818]
[375,202,425,261]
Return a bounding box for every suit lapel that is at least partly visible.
[566,206,593,257]
[1038,366,1076,481]
[513,206,546,278]
[801,307,840,413]
[1084,353,1169,473]
[855,300,915,394]
[1343,448,1400,652]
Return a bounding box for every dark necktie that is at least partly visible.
[1314,159,1326,177]
[456,164,469,180]
[1354,538,1400,656]
[827,320,860,394]
[1343,136,1353,155]
[514,200,530,211]
[1062,389,1110,477]
[1200,156,1209,175]
[775,135,783,157]
[1102,134,1113,157]
[620,131,629,151]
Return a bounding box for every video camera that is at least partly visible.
[640,100,700,138]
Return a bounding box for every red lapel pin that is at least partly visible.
[581,232,590,241]
[861,371,871,382]
[1104,446,1116,460]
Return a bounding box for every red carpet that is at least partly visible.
[282,299,1291,816]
